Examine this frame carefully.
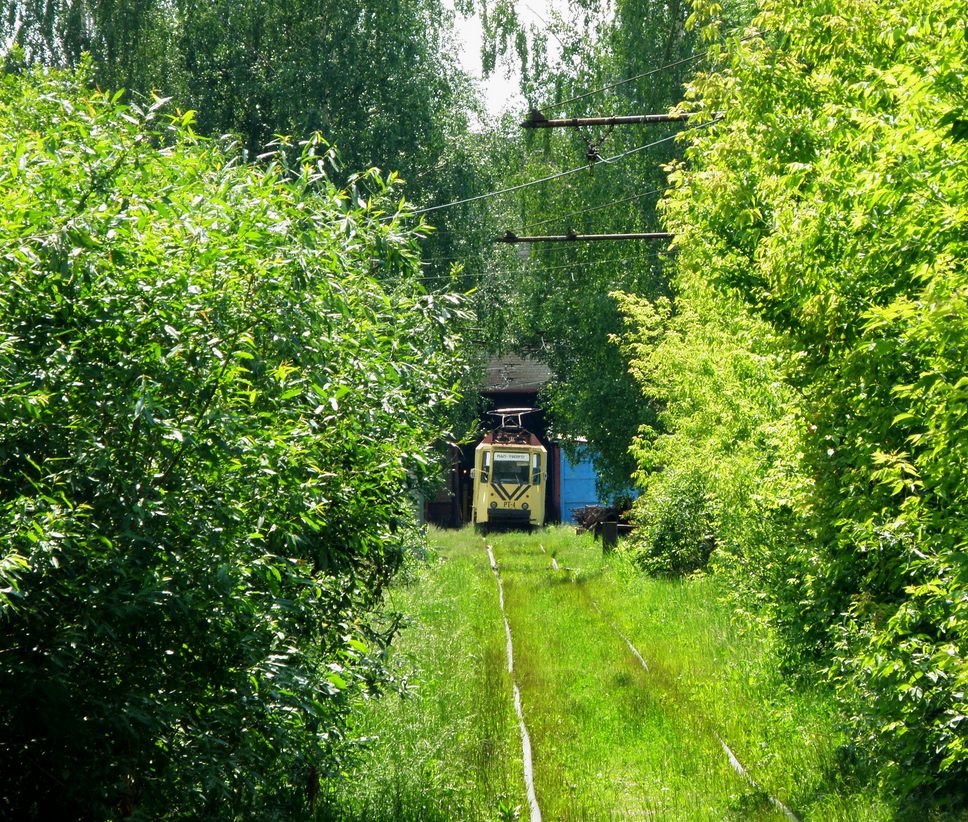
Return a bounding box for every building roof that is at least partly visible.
[482,354,551,394]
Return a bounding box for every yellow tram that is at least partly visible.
[471,409,547,531]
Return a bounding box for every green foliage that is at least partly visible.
[624,466,715,577]
[0,68,471,819]
[613,283,806,605]
[622,0,968,803]
[2,0,496,294]
[6,0,466,165]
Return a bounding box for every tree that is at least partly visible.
[632,0,968,802]
[0,66,471,819]
[2,0,498,290]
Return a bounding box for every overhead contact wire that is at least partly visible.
[418,248,667,267]
[549,52,705,112]
[543,30,754,114]
[520,185,667,231]
[402,122,720,221]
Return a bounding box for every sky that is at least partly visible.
[450,1,567,117]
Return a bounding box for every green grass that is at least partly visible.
[537,527,892,820]
[317,530,524,821]
[321,526,894,820]
[491,531,743,820]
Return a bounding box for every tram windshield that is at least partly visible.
[492,451,531,484]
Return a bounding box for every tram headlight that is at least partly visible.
[489,501,497,509]
[521,502,529,510]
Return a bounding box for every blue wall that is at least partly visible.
[559,447,602,523]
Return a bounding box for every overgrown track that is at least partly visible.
[327,528,893,821]
[485,534,800,821]
[486,544,542,822]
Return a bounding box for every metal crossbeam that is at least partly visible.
[522,111,691,129]
[497,231,673,244]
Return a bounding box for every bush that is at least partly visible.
[0,67,470,819]
[626,468,715,577]
[615,287,804,593]
[638,0,968,802]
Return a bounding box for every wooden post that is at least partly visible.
[601,521,618,553]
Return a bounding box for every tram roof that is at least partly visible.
[479,430,543,448]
